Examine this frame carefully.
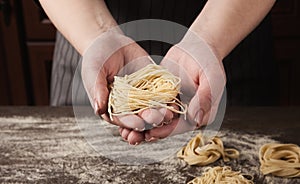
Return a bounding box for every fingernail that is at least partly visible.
[153,122,163,128]
[146,137,158,142]
[163,120,172,125]
[134,127,145,132]
[158,108,167,116]
[129,142,139,146]
[94,101,99,115]
[141,110,150,119]
[194,110,204,126]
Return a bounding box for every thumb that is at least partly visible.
[188,70,226,127]
[81,60,109,116]
[188,77,212,128]
[94,70,109,115]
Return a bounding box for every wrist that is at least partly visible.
[82,29,133,59]
[187,28,224,61]
[78,20,119,55]
[179,30,223,64]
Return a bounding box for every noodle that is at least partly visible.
[259,143,300,178]
[188,166,254,184]
[108,64,187,120]
[177,133,239,166]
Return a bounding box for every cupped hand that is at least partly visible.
[82,30,175,145]
[82,31,147,131]
[144,35,226,141]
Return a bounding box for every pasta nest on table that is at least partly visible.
[188,166,254,184]
[259,143,300,178]
[177,133,240,166]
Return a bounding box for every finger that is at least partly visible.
[145,119,179,141]
[201,101,221,126]
[139,107,177,127]
[113,115,145,131]
[158,108,174,123]
[139,108,164,127]
[188,75,212,127]
[168,104,181,119]
[198,62,226,125]
[101,113,111,123]
[121,128,131,141]
[119,127,124,135]
[127,131,145,145]
[145,117,194,140]
[94,70,109,115]
[120,127,145,145]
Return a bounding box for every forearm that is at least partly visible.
[39,0,117,55]
[190,0,276,60]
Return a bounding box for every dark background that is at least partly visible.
[0,0,299,106]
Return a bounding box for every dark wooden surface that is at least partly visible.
[225,107,300,145]
[0,106,299,183]
[1,106,299,142]
[0,106,299,143]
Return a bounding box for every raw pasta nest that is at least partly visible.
[188,166,254,184]
[259,143,300,178]
[177,133,239,166]
[108,64,187,120]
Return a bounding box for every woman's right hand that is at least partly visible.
[82,31,174,145]
[82,31,147,127]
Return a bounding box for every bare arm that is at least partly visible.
[39,0,117,55]
[190,0,276,60]
[144,0,277,141]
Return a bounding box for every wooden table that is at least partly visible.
[0,107,299,183]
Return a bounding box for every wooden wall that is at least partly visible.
[272,0,300,105]
[0,0,299,105]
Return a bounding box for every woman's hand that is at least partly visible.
[82,32,148,128]
[83,31,175,145]
[144,34,226,141]
[142,0,276,142]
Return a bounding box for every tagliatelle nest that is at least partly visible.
[108,64,187,120]
[177,133,240,166]
[188,166,254,184]
[259,143,300,178]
